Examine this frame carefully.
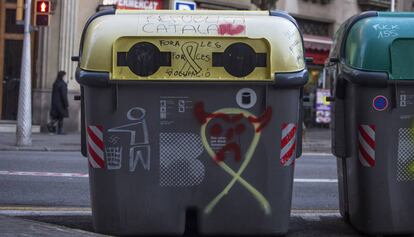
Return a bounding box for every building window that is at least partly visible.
[5,9,24,34]
[357,0,391,11]
[296,18,332,37]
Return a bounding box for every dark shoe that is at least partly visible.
[47,122,56,133]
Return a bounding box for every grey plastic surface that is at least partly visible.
[334,81,414,234]
[83,82,303,235]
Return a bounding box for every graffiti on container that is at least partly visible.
[194,102,272,215]
[180,42,202,75]
[141,14,246,35]
[163,40,221,78]
[108,135,120,145]
[107,107,151,172]
[218,23,245,35]
[372,24,399,39]
[105,146,123,170]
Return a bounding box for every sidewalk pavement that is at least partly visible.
[0,215,103,237]
[302,128,331,153]
[0,128,332,153]
[0,132,80,151]
[1,211,363,237]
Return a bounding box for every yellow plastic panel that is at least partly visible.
[112,36,272,81]
[80,11,305,75]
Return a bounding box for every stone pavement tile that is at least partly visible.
[302,128,332,154]
[289,212,363,237]
[0,215,104,237]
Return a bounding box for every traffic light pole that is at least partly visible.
[16,0,32,146]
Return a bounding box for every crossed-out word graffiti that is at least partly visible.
[141,14,246,35]
[107,107,151,172]
[194,102,272,215]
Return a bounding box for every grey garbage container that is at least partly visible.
[75,9,308,236]
[329,11,414,235]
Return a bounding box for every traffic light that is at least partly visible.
[35,0,50,26]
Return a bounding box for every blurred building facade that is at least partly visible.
[34,0,256,132]
[272,0,414,127]
[0,0,413,132]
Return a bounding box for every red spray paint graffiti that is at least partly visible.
[218,23,246,35]
[194,102,272,163]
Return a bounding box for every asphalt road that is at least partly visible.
[0,151,357,236]
[0,151,90,207]
[0,151,338,210]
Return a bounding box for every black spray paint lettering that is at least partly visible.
[159,40,221,49]
[172,52,211,62]
[145,15,244,25]
[142,23,219,35]
[142,14,244,35]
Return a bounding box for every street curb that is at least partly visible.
[0,215,104,237]
[0,147,80,152]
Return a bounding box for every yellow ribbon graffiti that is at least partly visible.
[200,108,271,215]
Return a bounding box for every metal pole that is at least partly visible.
[16,0,32,146]
[391,0,395,12]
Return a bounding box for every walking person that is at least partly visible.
[47,71,69,134]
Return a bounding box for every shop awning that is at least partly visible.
[303,34,333,65]
[303,34,333,51]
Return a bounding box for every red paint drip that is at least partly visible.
[194,102,245,125]
[194,102,273,163]
[225,128,234,140]
[194,102,209,124]
[235,123,246,134]
[210,123,223,137]
[215,143,241,163]
[248,107,272,133]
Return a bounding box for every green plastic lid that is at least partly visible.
[344,12,414,80]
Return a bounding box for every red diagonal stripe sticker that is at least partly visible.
[359,125,375,150]
[87,143,105,168]
[359,142,375,167]
[281,141,296,165]
[87,126,104,150]
[281,126,297,148]
[96,125,104,132]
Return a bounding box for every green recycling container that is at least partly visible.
[329,11,414,235]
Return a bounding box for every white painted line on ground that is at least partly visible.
[0,210,92,216]
[2,211,342,218]
[0,206,92,216]
[294,178,338,183]
[291,209,342,221]
[0,207,342,218]
[0,171,338,183]
[291,212,342,221]
[0,171,88,178]
[301,152,333,156]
